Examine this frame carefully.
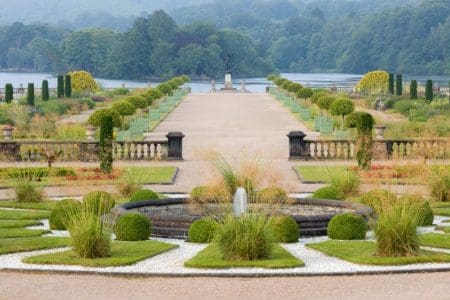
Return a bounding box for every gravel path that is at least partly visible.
[2,271,450,300]
[1,215,449,276]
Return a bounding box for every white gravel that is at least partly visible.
[2,209,450,275]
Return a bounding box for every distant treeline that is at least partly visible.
[0,0,449,79]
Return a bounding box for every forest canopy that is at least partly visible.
[0,0,449,79]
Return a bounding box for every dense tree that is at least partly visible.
[396,74,403,96]
[57,75,64,98]
[410,80,417,99]
[0,1,449,78]
[27,83,35,107]
[41,80,49,101]
[425,80,433,102]
[388,73,394,94]
[5,84,13,104]
[64,75,72,98]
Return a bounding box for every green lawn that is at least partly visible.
[0,219,42,228]
[123,167,177,184]
[0,209,50,220]
[294,166,348,183]
[0,237,70,255]
[430,202,450,216]
[307,240,450,265]
[24,240,178,267]
[0,200,58,211]
[184,244,304,269]
[0,166,177,187]
[420,233,450,249]
[0,228,50,238]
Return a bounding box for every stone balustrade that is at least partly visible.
[288,131,449,160]
[0,130,188,163]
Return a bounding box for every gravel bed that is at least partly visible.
[2,210,450,276]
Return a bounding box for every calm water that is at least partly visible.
[0,72,448,93]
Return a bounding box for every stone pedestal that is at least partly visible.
[210,80,217,93]
[220,73,236,92]
[166,131,185,160]
[287,131,309,160]
[2,125,14,141]
[86,125,96,141]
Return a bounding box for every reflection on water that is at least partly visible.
[1,72,449,93]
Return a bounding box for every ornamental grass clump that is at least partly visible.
[328,168,360,199]
[429,166,450,202]
[371,199,422,257]
[215,214,273,261]
[63,199,113,259]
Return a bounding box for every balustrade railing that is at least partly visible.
[288,131,449,160]
[0,140,169,162]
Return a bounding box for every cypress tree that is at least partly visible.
[57,75,64,98]
[27,83,35,107]
[42,80,49,101]
[64,74,72,98]
[395,74,402,96]
[5,84,13,104]
[99,115,113,174]
[425,80,433,102]
[388,73,394,94]
[410,80,417,99]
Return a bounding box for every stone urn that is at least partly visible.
[374,125,387,140]
[2,125,14,140]
[86,125,96,141]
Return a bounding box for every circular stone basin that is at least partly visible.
[114,198,372,239]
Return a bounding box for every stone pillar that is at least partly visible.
[210,80,216,93]
[374,125,387,140]
[287,131,308,160]
[86,125,96,141]
[166,131,185,160]
[2,125,14,141]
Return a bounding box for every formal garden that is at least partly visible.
[0,69,449,276]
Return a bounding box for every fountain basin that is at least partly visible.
[113,197,372,239]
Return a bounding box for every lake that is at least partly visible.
[0,72,448,93]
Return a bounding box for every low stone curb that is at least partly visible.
[3,267,450,278]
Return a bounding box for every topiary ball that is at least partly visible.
[129,189,159,202]
[114,213,151,241]
[327,213,367,240]
[49,199,82,230]
[188,218,219,243]
[269,216,299,243]
[258,187,288,203]
[312,186,341,200]
[83,191,115,214]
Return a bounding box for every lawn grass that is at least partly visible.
[0,228,50,238]
[184,244,304,269]
[429,202,450,217]
[24,240,178,267]
[0,209,50,220]
[294,166,348,183]
[0,237,70,255]
[0,166,177,187]
[307,240,450,265]
[123,167,177,184]
[420,233,450,249]
[0,200,58,211]
[0,219,42,228]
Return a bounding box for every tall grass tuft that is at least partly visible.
[8,168,44,203]
[328,168,360,199]
[371,199,422,257]
[429,165,450,202]
[214,213,273,261]
[117,167,143,197]
[63,199,113,258]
